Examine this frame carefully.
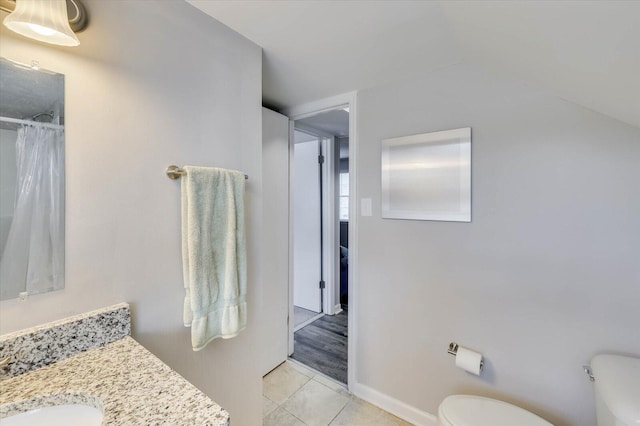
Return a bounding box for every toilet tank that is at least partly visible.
[590,354,640,426]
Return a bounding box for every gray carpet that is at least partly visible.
[291,311,347,384]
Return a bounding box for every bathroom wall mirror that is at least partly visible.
[382,127,471,222]
[0,57,65,301]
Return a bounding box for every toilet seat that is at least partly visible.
[438,395,552,426]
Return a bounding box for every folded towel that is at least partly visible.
[181,166,247,351]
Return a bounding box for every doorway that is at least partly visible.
[292,129,323,317]
[290,106,350,384]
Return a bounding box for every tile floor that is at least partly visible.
[263,361,412,426]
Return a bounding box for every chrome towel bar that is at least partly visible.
[166,165,248,180]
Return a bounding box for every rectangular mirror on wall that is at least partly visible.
[0,57,65,300]
[381,127,471,222]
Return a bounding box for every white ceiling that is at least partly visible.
[187,0,640,129]
[297,109,349,138]
[439,1,640,130]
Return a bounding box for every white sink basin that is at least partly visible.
[1,404,103,426]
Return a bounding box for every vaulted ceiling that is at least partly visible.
[187,0,640,129]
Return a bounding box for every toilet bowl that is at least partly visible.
[437,395,552,426]
[590,354,640,426]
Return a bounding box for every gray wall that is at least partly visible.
[0,1,263,425]
[356,63,640,426]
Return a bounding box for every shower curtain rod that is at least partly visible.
[0,116,64,130]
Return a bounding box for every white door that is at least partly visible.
[293,137,322,313]
[261,108,290,376]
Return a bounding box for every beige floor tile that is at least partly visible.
[286,360,316,378]
[264,407,307,426]
[281,379,349,426]
[264,362,312,404]
[312,374,349,396]
[329,398,380,426]
[329,397,413,426]
[263,396,278,418]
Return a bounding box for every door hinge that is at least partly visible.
[318,154,325,164]
[319,280,326,289]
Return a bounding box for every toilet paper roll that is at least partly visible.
[455,346,483,375]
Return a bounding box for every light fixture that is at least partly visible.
[3,0,81,46]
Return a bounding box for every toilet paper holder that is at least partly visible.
[448,342,484,371]
[448,342,460,356]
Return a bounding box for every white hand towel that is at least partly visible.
[181,166,247,351]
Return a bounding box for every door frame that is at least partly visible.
[260,107,291,376]
[291,129,326,314]
[294,123,338,317]
[285,92,358,390]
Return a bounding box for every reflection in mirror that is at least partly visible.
[0,58,65,300]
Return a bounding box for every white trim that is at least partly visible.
[321,134,337,315]
[293,312,324,332]
[285,91,358,392]
[287,119,295,356]
[283,92,352,120]
[294,122,334,140]
[333,304,343,314]
[352,382,438,426]
[292,122,338,315]
[346,92,358,392]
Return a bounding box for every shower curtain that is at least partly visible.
[0,125,65,298]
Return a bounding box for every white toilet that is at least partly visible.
[437,353,640,426]
[437,395,552,426]
[590,354,640,426]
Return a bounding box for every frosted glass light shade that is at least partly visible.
[3,0,80,46]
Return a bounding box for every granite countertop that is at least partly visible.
[0,336,230,425]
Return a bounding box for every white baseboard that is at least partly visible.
[352,382,437,426]
[333,304,343,314]
[293,313,324,332]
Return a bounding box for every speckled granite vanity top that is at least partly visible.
[0,304,229,425]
